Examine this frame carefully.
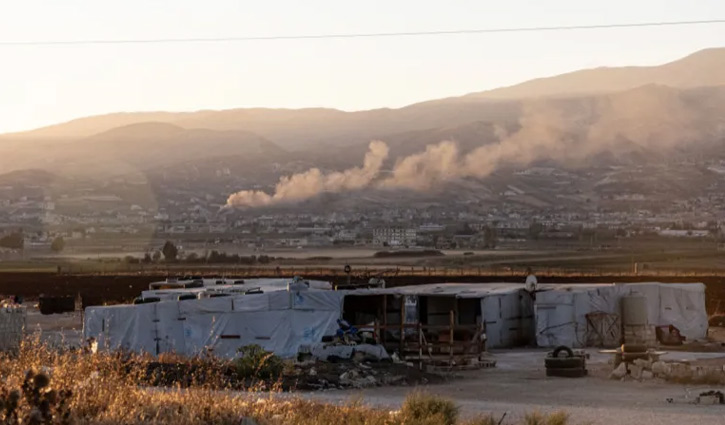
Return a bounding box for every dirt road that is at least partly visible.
[302,349,725,424]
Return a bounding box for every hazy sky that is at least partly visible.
[0,0,723,134]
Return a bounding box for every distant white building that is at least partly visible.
[373,227,417,246]
[418,223,445,233]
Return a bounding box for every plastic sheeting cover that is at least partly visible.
[84,290,345,359]
[535,283,707,347]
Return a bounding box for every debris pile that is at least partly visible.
[289,361,443,390]
[610,357,725,385]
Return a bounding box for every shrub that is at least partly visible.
[0,338,573,425]
[400,392,459,425]
[234,345,284,380]
[523,411,569,425]
[0,370,72,425]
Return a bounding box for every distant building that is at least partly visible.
[373,227,417,246]
[658,229,710,238]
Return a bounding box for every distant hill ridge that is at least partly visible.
[2,47,722,148]
[0,47,724,179]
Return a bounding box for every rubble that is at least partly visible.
[610,357,725,385]
[290,360,442,391]
[609,363,627,379]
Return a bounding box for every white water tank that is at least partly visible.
[622,294,648,326]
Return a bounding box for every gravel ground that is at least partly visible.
[301,349,725,424]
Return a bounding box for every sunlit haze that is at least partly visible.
[0,0,723,133]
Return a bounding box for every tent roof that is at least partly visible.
[343,283,526,298]
[338,281,705,299]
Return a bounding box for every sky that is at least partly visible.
[0,0,723,134]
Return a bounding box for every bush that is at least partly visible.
[0,370,72,425]
[0,338,576,425]
[234,345,284,380]
[400,392,459,425]
[523,411,569,425]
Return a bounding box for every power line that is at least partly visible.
[1,19,724,47]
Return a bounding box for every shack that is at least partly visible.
[85,289,344,358]
[534,282,708,348]
[83,280,708,362]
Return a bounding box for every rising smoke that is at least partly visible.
[226,140,389,207]
[226,91,714,208]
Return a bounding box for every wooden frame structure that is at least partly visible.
[344,294,486,370]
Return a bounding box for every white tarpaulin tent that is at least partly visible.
[141,278,333,301]
[535,282,707,348]
[85,281,709,358]
[84,290,345,358]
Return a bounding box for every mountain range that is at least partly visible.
[1,47,725,203]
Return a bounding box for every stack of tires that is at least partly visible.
[545,345,587,378]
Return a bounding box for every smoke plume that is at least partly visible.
[226,140,389,207]
[226,88,718,208]
[382,141,460,190]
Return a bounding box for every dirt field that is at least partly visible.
[302,349,725,425]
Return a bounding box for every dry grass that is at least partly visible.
[0,339,570,425]
[523,411,570,425]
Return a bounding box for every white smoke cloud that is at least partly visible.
[382,141,460,190]
[226,140,389,207]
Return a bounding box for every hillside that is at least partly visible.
[4,48,723,150]
[1,47,724,187]
[0,123,285,177]
[468,47,725,100]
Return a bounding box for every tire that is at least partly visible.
[546,367,587,378]
[545,357,585,369]
[551,345,574,358]
[621,344,647,353]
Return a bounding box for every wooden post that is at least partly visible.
[418,322,423,370]
[382,296,388,347]
[449,309,455,368]
[400,298,406,357]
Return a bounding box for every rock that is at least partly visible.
[610,363,627,379]
[669,363,693,381]
[698,395,721,405]
[630,364,643,380]
[360,375,377,387]
[633,359,651,370]
[352,351,367,363]
[651,361,667,376]
[641,370,654,380]
[308,368,317,376]
[381,375,406,386]
[240,417,259,425]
